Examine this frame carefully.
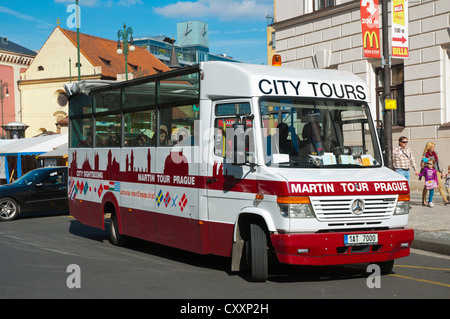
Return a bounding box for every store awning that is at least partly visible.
[38,143,68,158]
[0,134,68,156]
[0,134,68,183]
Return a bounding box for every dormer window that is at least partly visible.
[99,57,111,67]
[128,63,138,72]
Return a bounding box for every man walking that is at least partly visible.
[393,136,419,183]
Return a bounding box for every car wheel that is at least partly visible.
[0,198,20,221]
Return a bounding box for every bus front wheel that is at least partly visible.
[246,223,268,282]
[377,260,395,275]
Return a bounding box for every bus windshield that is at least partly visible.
[260,98,382,168]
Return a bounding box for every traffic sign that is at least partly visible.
[385,99,397,110]
[360,0,381,59]
[391,0,409,58]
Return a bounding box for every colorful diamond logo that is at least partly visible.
[98,184,103,197]
[179,193,188,212]
[164,191,171,208]
[156,190,163,207]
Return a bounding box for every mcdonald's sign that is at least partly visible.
[364,31,379,50]
[360,0,381,58]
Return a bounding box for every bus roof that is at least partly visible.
[199,61,368,102]
[64,62,369,104]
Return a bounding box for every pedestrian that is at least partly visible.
[418,158,438,207]
[420,141,449,205]
[444,165,450,202]
[393,136,419,184]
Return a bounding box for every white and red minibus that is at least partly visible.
[66,62,413,281]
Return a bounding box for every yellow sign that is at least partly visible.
[385,99,397,110]
[363,31,380,49]
[393,47,408,57]
[393,0,405,26]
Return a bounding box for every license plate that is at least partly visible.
[344,233,378,246]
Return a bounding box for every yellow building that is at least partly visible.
[266,1,276,65]
[19,27,170,137]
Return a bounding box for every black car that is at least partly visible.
[0,166,68,221]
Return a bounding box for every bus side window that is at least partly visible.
[124,109,156,147]
[94,114,121,147]
[71,118,93,148]
[213,102,251,157]
[159,105,198,147]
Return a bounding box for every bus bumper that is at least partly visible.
[270,228,414,266]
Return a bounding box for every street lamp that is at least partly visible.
[0,79,9,139]
[117,23,135,81]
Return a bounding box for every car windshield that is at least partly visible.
[12,170,43,186]
[260,98,382,168]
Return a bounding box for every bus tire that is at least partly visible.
[248,223,268,282]
[109,212,129,247]
[377,260,395,275]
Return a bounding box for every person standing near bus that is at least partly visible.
[393,136,419,184]
[420,141,449,205]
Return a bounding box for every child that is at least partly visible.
[445,165,450,202]
[419,158,438,207]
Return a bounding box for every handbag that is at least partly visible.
[425,180,437,190]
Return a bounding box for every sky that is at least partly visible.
[0,0,273,65]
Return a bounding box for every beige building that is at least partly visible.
[271,0,450,191]
[19,27,170,137]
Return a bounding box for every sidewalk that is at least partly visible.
[408,191,450,256]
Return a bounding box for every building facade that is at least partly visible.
[0,37,36,137]
[19,27,170,137]
[134,21,240,67]
[271,0,450,190]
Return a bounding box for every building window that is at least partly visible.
[376,65,405,127]
[99,57,111,67]
[38,66,44,71]
[271,31,276,49]
[57,92,68,107]
[314,0,335,11]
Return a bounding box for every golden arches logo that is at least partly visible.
[363,31,379,49]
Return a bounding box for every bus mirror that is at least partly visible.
[225,124,245,165]
[235,123,246,165]
[225,116,255,166]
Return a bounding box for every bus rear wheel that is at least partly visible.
[109,213,130,247]
[246,223,268,282]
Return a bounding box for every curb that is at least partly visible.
[411,234,450,256]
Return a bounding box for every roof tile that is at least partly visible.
[59,27,171,79]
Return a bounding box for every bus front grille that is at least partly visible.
[310,195,396,222]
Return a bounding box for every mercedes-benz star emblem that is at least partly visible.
[351,199,365,215]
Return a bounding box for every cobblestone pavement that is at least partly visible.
[408,191,450,255]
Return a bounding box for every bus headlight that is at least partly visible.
[277,197,315,218]
[394,194,410,215]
